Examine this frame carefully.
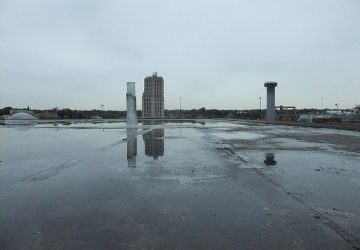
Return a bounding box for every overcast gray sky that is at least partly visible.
[0,0,359,110]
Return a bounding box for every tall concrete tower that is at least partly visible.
[264,81,278,122]
[142,72,164,118]
[126,82,137,125]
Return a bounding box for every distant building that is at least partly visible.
[298,110,360,123]
[276,106,297,121]
[227,113,234,119]
[142,72,164,118]
[5,112,38,125]
[0,115,10,121]
[37,111,58,119]
[298,113,334,123]
[355,105,360,114]
[10,109,33,115]
[90,115,102,119]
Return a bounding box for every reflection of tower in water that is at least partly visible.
[126,81,138,168]
[127,128,137,168]
[143,121,164,159]
[264,153,277,166]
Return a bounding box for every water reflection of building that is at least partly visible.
[142,121,164,159]
[127,128,137,168]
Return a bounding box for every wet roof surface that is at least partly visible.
[0,120,359,249]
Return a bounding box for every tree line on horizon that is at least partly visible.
[1,106,350,120]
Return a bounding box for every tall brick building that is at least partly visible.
[142,72,164,118]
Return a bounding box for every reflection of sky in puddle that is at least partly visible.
[2,120,360,249]
[272,138,329,150]
[35,121,127,129]
[211,131,263,140]
[244,150,360,208]
[267,126,360,138]
[2,120,359,185]
[31,121,207,129]
[204,122,246,128]
[0,123,231,184]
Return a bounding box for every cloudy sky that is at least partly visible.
[0,0,359,110]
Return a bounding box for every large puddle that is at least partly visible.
[1,120,360,249]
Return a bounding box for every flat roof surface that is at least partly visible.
[1,120,359,249]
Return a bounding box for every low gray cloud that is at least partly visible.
[1,0,359,110]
